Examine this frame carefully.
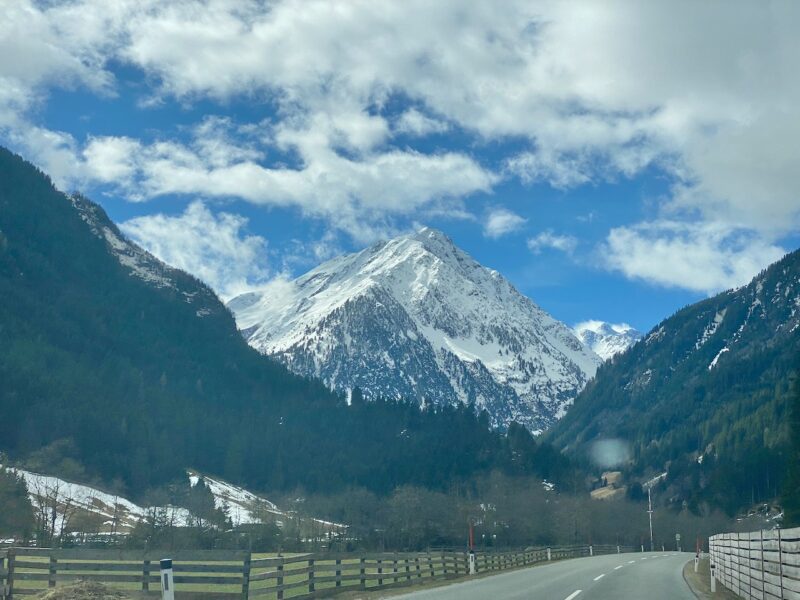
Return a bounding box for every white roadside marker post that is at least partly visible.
[547,547,552,561]
[468,550,476,575]
[710,562,716,593]
[694,551,699,573]
[589,545,593,557]
[160,558,175,600]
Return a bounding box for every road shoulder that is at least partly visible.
[683,557,739,599]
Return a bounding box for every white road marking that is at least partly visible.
[614,565,623,570]
[564,591,582,600]
[593,574,605,581]
[641,557,648,560]
[628,560,636,564]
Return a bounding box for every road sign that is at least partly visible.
[676,534,681,541]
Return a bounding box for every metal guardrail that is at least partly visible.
[710,527,800,599]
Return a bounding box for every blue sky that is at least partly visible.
[2,1,799,333]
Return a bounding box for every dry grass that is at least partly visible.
[35,581,130,600]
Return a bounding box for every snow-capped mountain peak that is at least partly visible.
[230,227,602,431]
[573,320,642,361]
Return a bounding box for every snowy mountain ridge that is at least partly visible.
[573,320,642,361]
[229,227,601,431]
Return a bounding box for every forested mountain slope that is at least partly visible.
[0,148,569,500]
[548,249,800,513]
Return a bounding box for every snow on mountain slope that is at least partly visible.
[70,194,221,318]
[3,466,337,535]
[229,227,601,431]
[573,321,642,361]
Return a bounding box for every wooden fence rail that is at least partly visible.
[0,544,638,600]
[710,527,800,600]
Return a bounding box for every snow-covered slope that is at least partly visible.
[4,466,341,535]
[229,227,601,431]
[70,194,221,318]
[573,321,642,361]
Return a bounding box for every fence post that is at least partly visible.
[277,557,284,600]
[7,549,14,600]
[393,553,399,583]
[142,559,151,593]
[777,528,784,599]
[442,551,447,576]
[48,555,57,588]
[335,558,342,588]
[415,556,421,579]
[405,556,411,581]
[308,558,315,594]
[377,558,383,586]
[241,553,251,600]
[760,530,765,600]
[428,551,434,578]
[0,552,5,600]
[359,557,366,590]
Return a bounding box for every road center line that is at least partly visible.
[564,591,582,600]
[593,574,605,581]
[628,560,636,564]
[614,565,623,570]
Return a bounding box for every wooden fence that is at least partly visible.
[0,544,636,599]
[710,527,800,599]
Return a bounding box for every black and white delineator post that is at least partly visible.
[160,558,175,600]
[468,523,476,575]
[710,562,716,592]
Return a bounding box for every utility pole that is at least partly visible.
[647,486,654,552]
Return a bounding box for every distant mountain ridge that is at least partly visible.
[573,321,641,361]
[229,228,601,431]
[549,248,800,512]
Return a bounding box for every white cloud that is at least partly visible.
[484,208,526,238]
[1,0,799,290]
[120,202,270,300]
[90,130,494,242]
[394,109,449,137]
[603,221,786,294]
[527,230,578,255]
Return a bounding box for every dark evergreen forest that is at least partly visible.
[0,147,574,501]
[548,249,800,515]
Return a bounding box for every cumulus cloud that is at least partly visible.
[394,109,449,137]
[484,208,526,238]
[1,0,799,289]
[120,202,270,299]
[603,221,786,293]
[527,231,578,255]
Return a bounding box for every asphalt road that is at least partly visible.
[393,552,696,600]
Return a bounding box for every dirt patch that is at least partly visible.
[36,581,130,600]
